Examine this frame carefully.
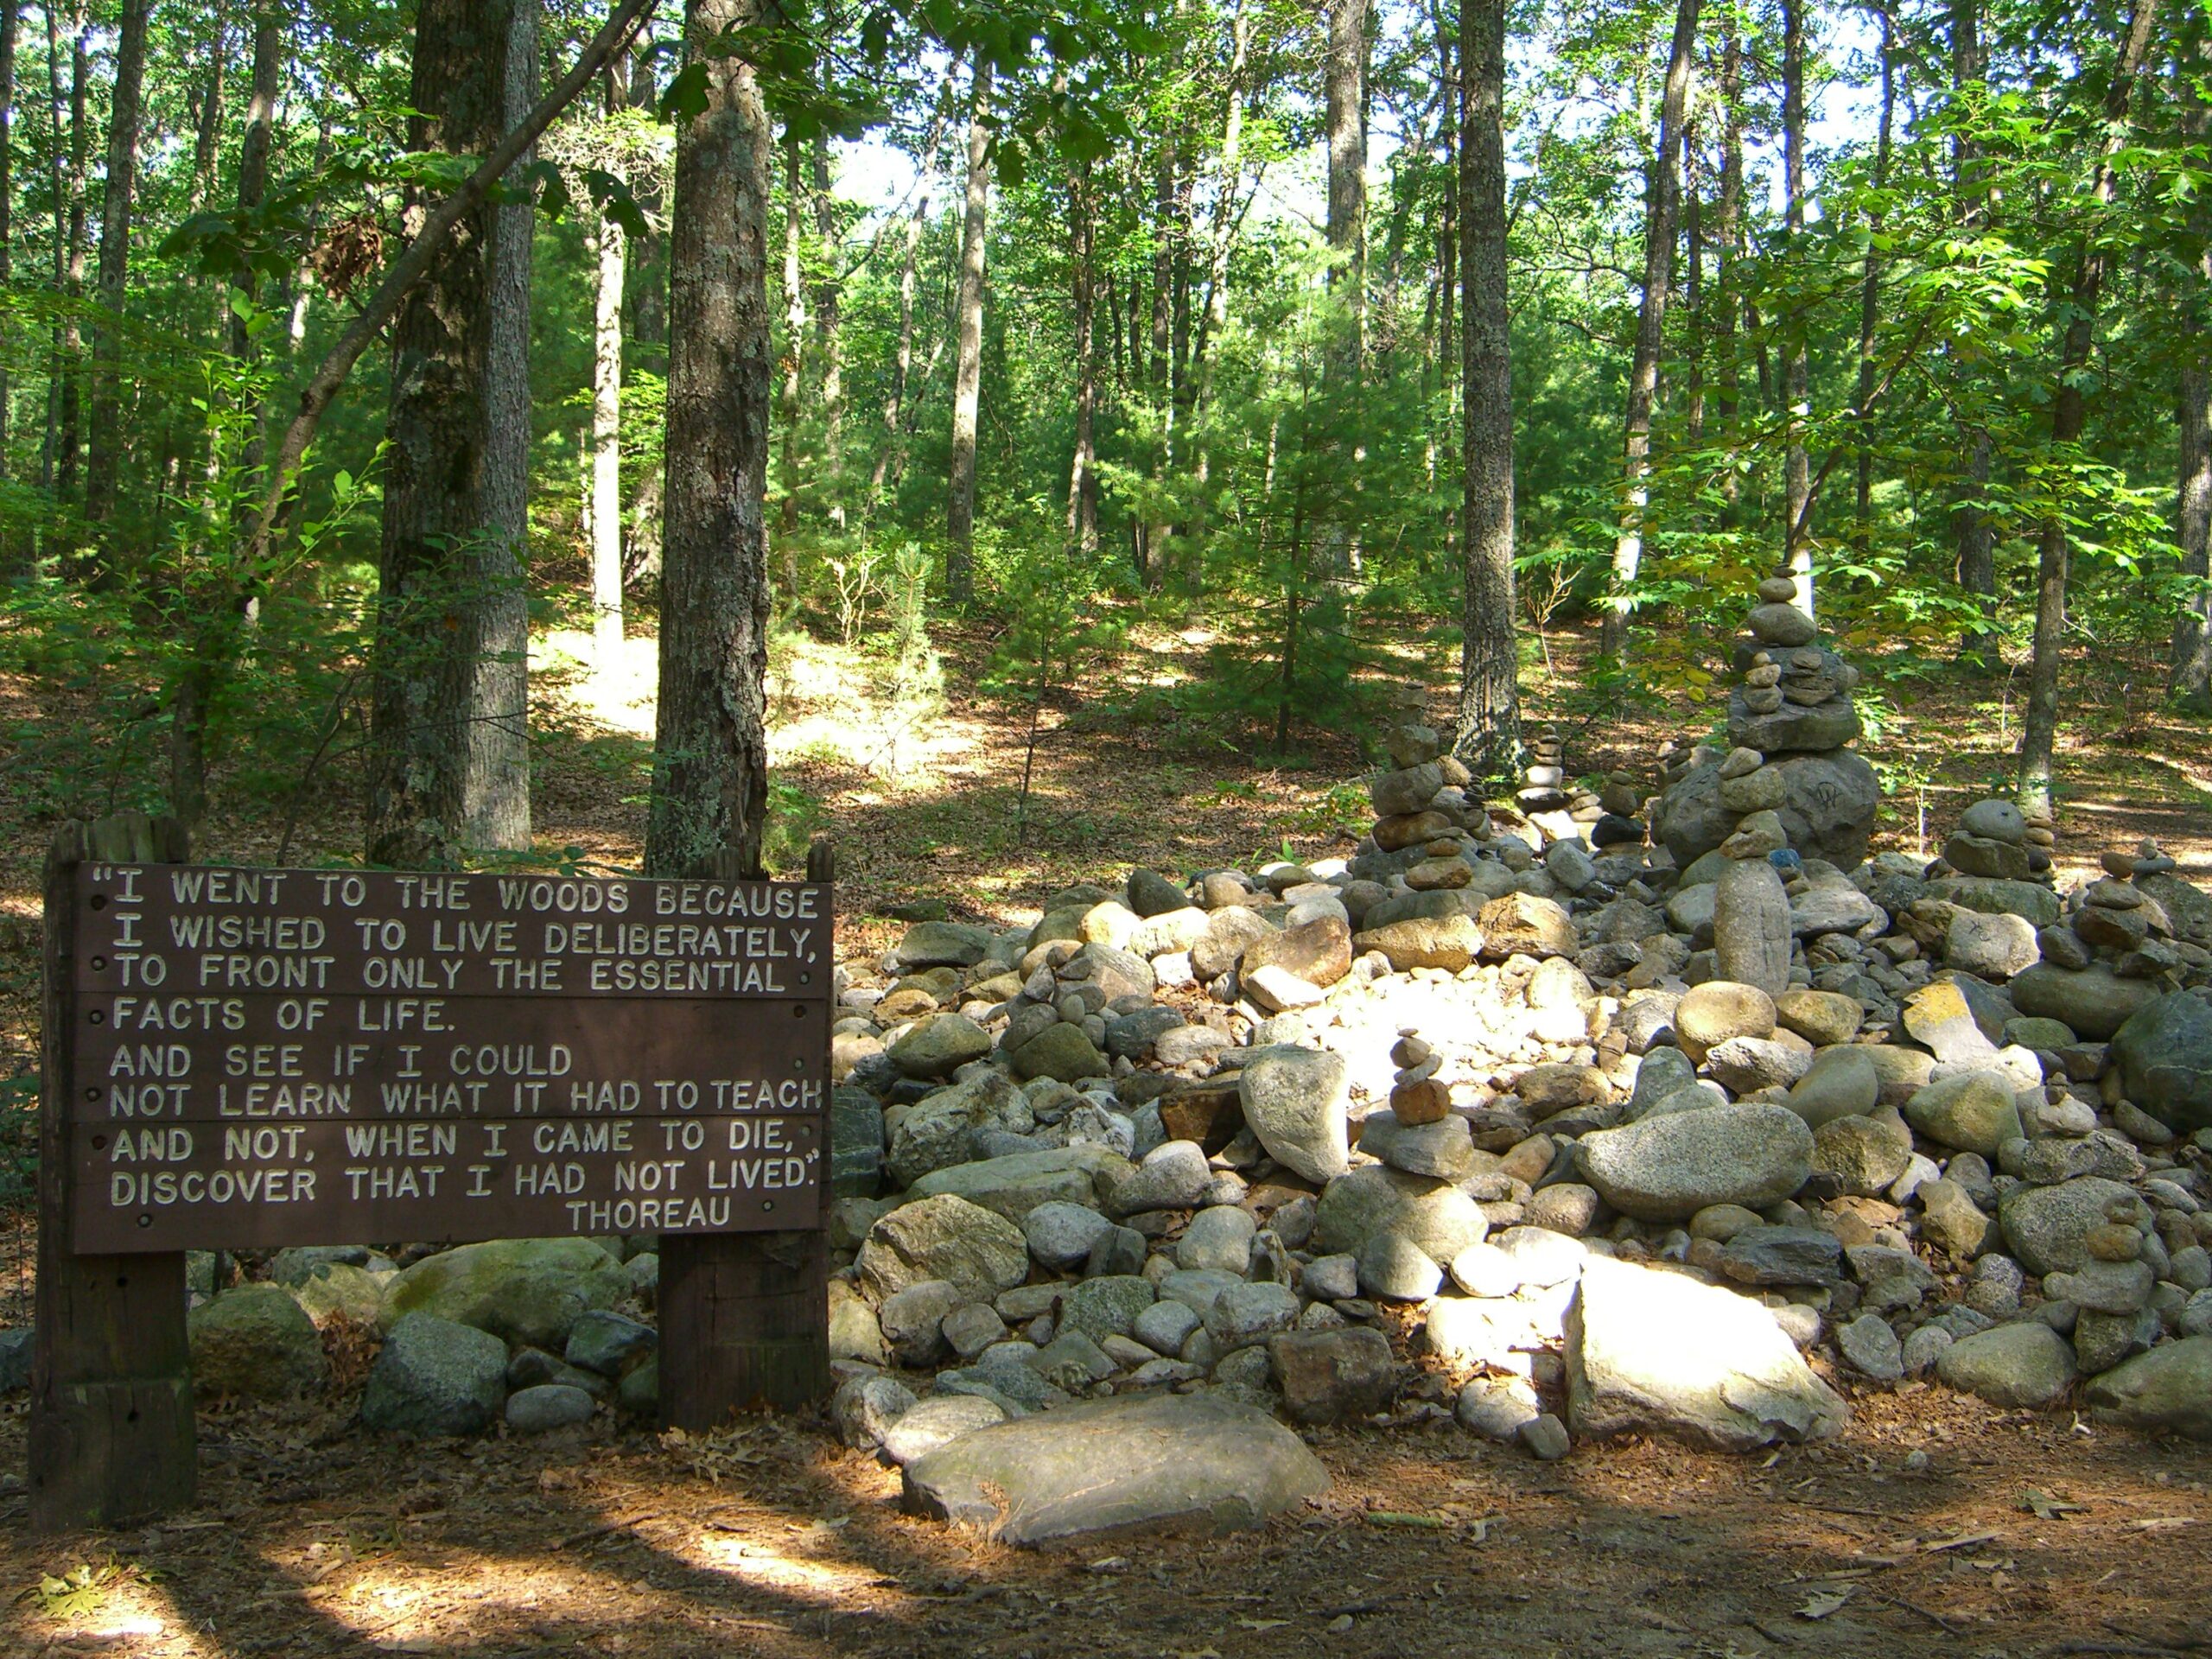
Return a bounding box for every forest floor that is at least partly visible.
[3,612,2211,1656]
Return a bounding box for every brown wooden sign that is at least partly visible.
[66,863,833,1252]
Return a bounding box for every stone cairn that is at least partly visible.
[1508,724,1607,850]
[136,634,2212,1505]
[1653,572,1882,880]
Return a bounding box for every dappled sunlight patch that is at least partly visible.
[696,1530,883,1598]
[531,626,661,740]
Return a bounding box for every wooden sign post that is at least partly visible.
[33,815,198,1533]
[658,839,834,1427]
[34,824,835,1527]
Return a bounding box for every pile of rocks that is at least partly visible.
[1654,574,1881,873]
[804,592,2212,1477]
[27,585,2212,1516]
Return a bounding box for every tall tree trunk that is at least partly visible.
[944,58,990,606]
[2175,363,2212,710]
[1325,0,1368,372]
[1683,122,1704,441]
[1601,0,1700,659]
[811,134,844,526]
[188,22,226,214]
[1191,0,1250,396]
[230,6,282,363]
[865,80,949,506]
[54,10,86,503]
[1106,266,1125,393]
[2018,0,2160,816]
[1145,140,1173,580]
[1432,0,1456,406]
[777,131,804,593]
[366,0,538,867]
[1457,0,1519,774]
[465,0,537,852]
[2171,17,2212,709]
[1951,0,1997,654]
[1781,0,1812,617]
[0,0,16,491]
[1852,3,1894,550]
[84,0,149,531]
[625,34,667,375]
[647,0,773,878]
[1066,160,1099,554]
[589,151,627,660]
[869,178,928,500]
[168,2,286,830]
[1715,21,1743,502]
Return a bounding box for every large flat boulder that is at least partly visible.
[2083,1337,2212,1439]
[907,1146,1135,1221]
[1577,1103,1813,1222]
[901,1392,1328,1545]
[1566,1256,1848,1450]
[2009,963,2159,1041]
[380,1238,624,1351]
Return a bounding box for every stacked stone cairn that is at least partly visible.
[104,672,2212,1497]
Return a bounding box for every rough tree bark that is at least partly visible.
[866,79,948,505]
[54,10,86,500]
[230,7,282,361]
[1781,0,1813,617]
[1853,3,1894,550]
[590,58,628,663]
[84,0,149,531]
[0,0,16,489]
[366,0,539,866]
[1683,122,1704,441]
[2171,19,2212,709]
[868,179,928,500]
[2177,353,2212,712]
[465,0,538,853]
[1066,159,1100,553]
[1325,0,1369,369]
[1191,0,1249,390]
[1716,22,1742,501]
[944,57,991,606]
[646,0,774,880]
[2018,0,2161,816]
[648,0,824,1422]
[1457,0,1520,775]
[1949,0,1999,660]
[777,132,804,592]
[168,2,287,829]
[188,22,225,213]
[1600,0,1700,659]
[811,134,844,525]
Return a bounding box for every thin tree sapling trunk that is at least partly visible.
[1601,0,1700,658]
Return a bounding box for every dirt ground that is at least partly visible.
[3,617,2212,1656]
[1,1388,2208,1659]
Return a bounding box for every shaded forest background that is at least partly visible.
[0,0,2209,870]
